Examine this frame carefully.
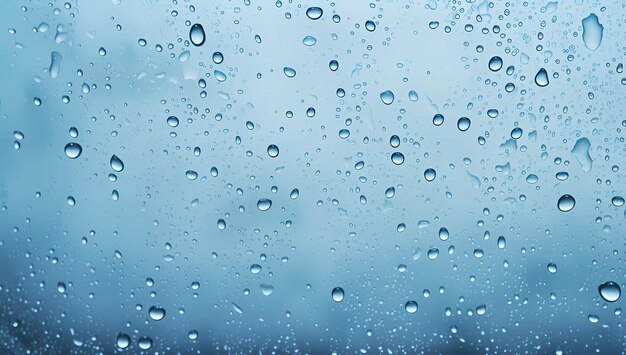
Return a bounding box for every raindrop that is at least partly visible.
[189,24,205,46]
[185,170,198,180]
[424,168,436,182]
[110,155,124,172]
[331,287,344,302]
[267,144,279,158]
[598,281,621,302]
[212,51,224,64]
[306,7,323,20]
[380,90,395,105]
[488,56,503,71]
[148,306,166,321]
[116,333,130,349]
[283,67,296,78]
[391,152,404,165]
[557,194,575,212]
[438,227,449,241]
[457,117,471,131]
[64,143,82,159]
[534,68,549,87]
[257,198,272,211]
[290,188,299,199]
[581,13,603,51]
[138,337,153,350]
[365,20,376,32]
[405,301,418,313]
[612,196,625,207]
[433,114,444,126]
[389,135,400,148]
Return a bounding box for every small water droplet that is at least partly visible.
[424,168,436,182]
[148,306,166,321]
[283,67,296,78]
[267,144,279,158]
[116,333,130,349]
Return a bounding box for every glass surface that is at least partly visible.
[0,1,624,353]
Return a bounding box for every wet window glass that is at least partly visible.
[0,1,624,353]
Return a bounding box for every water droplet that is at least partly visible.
[391,152,404,165]
[148,306,166,321]
[405,301,418,313]
[547,263,558,273]
[488,56,503,71]
[365,20,376,32]
[217,219,226,230]
[303,36,317,46]
[457,117,471,131]
[306,7,323,20]
[116,333,130,349]
[64,143,82,159]
[611,196,625,207]
[526,174,538,184]
[267,144,279,158]
[212,51,224,64]
[534,68,549,87]
[385,187,395,198]
[582,13,603,51]
[49,51,62,78]
[497,236,506,249]
[250,264,262,273]
[598,281,621,302]
[572,137,592,172]
[290,188,299,199]
[380,90,395,105]
[257,198,272,211]
[167,116,179,127]
[557,194,575,212]
[260,284,274,296]
[389,135,400,148]
[188,330,198,340]
[185,170,198,180]
[189,23,205,46]
[110,155,124,172]
[408,90,418,101]
[338,129,350,139]
[424,168,436,182]
[138,337,153,350]
[433,114,444,126]
[283,67,296,78]
[57,282,66,293]
[439,227,449,241]
[331,287,344,302]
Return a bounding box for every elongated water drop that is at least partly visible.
[534,68,549,87]
[331,287,344,302]
[189,24,205,46]
[582,13,603,51]
[110,155,124,172]
[571,137,592,172]
[49,51,62,78]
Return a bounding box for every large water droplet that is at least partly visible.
[405,301,418,313]
[424,168,436,182]
[148,306,166,321]
[167,116,179,127]
[557,194,575,212]
[457,117,471,131]
[380,90,395,105]
[571,137,592,172]
[267,144,279,158]
[391,152,404,165]
[138,337,153,350]
[189,23,205,46]
[488,56,503,71]
[116,333,130,349]
[110,155,124,172]
[283,67,296,78]
[598,281,621,302]
[257,198,272,211]
[306,7,323,20]
[331,287,344,302]
[534,68,549,87]
[582,13,603,51]
[64,143,82,159]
